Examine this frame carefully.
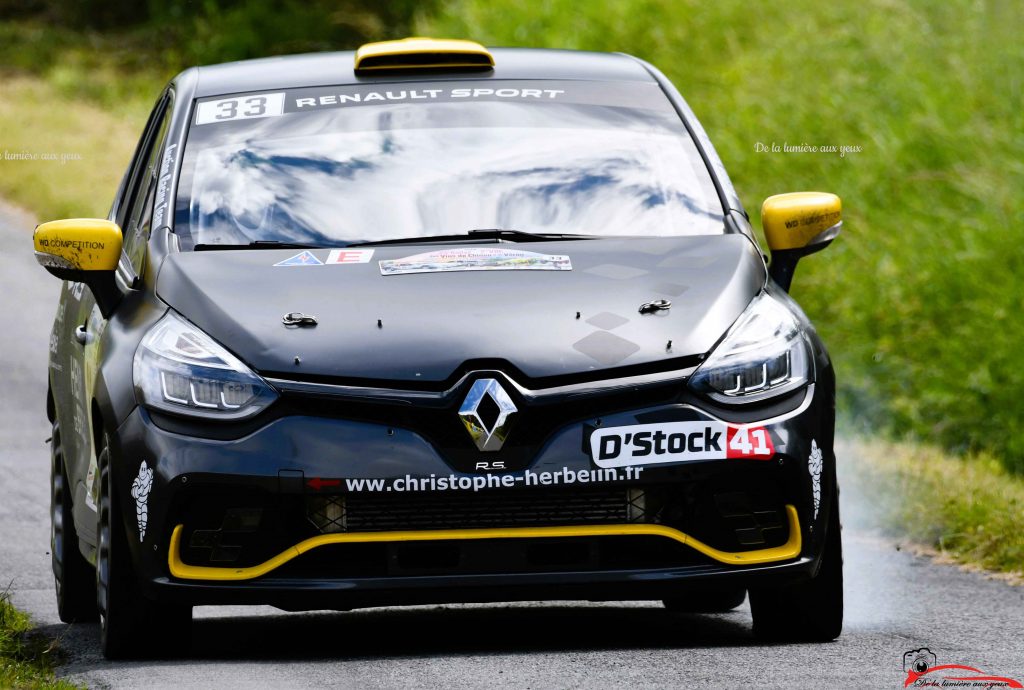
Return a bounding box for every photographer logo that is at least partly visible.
[902,647,1021,688]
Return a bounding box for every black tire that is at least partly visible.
[749,490,843,642]
[50,421,99,623]
[96,434,191,659]
[663,588,746,613]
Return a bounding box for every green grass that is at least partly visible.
[0,590,78,690]
[417,0,1024,471]
[0,76,150,219]
[0,20,166,219]
[842,437,1024,577]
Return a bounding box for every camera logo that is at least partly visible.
[901,647,1022,688]
[903,648,937,674]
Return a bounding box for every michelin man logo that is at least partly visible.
[130,461,154,541]
[808,440,823,520]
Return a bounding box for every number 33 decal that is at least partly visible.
[195,93,285,125]
[214,96,271,119]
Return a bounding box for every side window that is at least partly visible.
[113,96,165,229]
[121,98,172,275]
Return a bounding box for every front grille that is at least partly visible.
[307,488,647,534]
[172,471,796,573]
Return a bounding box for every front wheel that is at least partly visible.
[748,490,843,642]
[96,434,191,659]
[50,421,98,623]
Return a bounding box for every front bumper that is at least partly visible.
[111,379,836,609]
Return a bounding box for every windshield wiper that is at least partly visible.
[193,241,324,251]
[346,229,598,247]
[193,231,597,251]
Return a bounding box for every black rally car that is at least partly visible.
[33,38,844,658]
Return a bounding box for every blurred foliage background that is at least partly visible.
[0,0,1021,472]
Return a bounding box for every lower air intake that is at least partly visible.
[307,488,647,534]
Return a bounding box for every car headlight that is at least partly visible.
[688,292,811,404]
[133,312,277,420]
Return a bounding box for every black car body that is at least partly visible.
[35,39,844,658]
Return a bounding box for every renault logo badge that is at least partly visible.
[458,378,517,452]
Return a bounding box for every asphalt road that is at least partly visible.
[1,199,1022,689]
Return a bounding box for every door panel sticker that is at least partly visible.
[590,421,775,468]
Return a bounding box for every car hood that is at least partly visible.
[155,235,765,384]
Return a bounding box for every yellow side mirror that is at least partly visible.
[762,192,841,252]
[761,192,842,291]
[33,218,125,317]
[33,218,123,272]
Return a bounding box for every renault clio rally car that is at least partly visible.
[34,38,844,658]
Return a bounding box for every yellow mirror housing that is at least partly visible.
[33,219,123,272]
[762,192,842,252]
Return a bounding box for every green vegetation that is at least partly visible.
[0,590,77,689]
[843,439,1024,577]
[417,0,1024,471]
[0,1,429,69]
[0,77,144,218]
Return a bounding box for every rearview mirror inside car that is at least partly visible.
[762,192,842,291]
[33,218,124,317]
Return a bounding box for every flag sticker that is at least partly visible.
[326,249,374,264]
[274,251,323,267]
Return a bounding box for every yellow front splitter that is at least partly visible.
[168,505,802,582]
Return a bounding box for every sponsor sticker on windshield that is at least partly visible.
[283,81,671,115]
[191,81,674,127]
[379,248,572,275]
[590,421,775,468]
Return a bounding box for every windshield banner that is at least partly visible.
[379,247,572,275]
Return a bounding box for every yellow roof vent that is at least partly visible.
[355,37,494,73]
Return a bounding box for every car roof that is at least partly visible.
[190,47,656,99]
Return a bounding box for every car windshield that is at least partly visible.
[174,80,725,247]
